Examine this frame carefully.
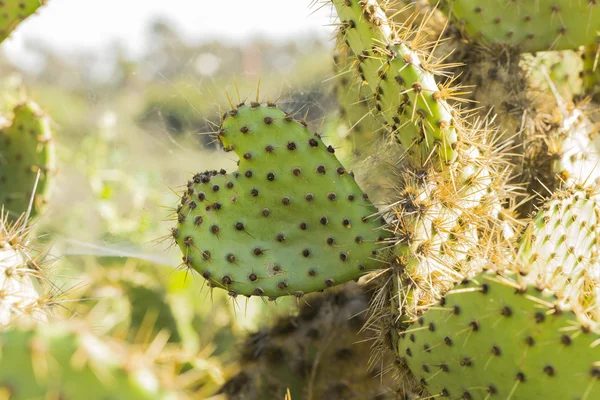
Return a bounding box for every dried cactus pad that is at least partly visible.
[398,273,600,399]
[174,103,386,298]
[443,0,600,52]
[0,102,54,221]
[0,0,46,44]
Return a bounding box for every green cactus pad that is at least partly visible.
[0,0,46,44]
[174,103,386,298]
[442,0,600,53]
[0,102,54,221]
[398,273,600,399]
[333,0,459,165]
[0,322,176,399]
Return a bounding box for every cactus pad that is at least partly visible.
[333,0,459,165]
[398,273,600,399]
[0,102,54,221]
[0,0,46,44]
[442,0,600,52]
[174,103,386,298]
[518,186,600,319]
[0,322,175,399]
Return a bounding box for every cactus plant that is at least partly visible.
[0,101,54,222]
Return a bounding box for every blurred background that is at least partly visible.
[1,1,344,395]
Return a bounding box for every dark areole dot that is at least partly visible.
[302,249,311,257]
[222,275,232,285]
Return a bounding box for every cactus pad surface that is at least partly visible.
[0,322,175,399]
[0,102,54,221]
[443,0,600,52]
[398,273,600,399]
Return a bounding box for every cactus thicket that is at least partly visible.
[4,0,600,398]
[168,0,600,398]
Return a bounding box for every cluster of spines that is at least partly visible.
[0,209,55,327]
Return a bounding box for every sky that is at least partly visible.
[3,0,336,63]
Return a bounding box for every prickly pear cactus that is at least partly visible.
[173,103,387,298]
[442,0,600,52]
[0,0,47,44]
[0,102,54,221]
[398,273,600,399]
[220,283,415,400]
[0,321,177,400]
